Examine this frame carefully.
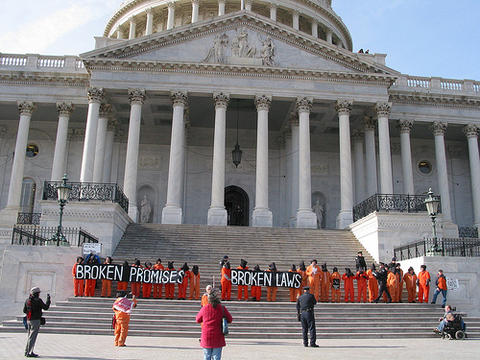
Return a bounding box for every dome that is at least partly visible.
[103,0,352,51]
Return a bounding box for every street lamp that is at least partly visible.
[424,188,441,253]
[50,174,71,246]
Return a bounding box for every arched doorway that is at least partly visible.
[225,185,249,226]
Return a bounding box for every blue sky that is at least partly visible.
[1,0,479,80]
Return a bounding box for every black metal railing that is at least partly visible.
[353,194,441,222]
[458,226,479,239]
[394,237,480,260]
[17,212,41,225]
[42,181,129,213]
[11,225,98,247]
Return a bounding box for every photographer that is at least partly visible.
[23,287,51,357]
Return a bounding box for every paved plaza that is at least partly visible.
[0,333,478,360]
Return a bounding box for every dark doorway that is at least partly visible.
[225,185,249,226]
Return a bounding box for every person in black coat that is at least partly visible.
[296,287,318,347]
[355,251,367,271]
[23,287,51,357]
[373,263,392,303]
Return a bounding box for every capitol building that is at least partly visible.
[0,0,479,245]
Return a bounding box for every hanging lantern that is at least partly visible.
[232,143,242,168]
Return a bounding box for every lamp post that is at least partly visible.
[424,188,441,253]
[51,174,72,246]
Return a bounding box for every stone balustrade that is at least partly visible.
[392,74,480,96]
[0,53,86,74]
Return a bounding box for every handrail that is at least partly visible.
[394,237,480,260]
[11,225,98,247]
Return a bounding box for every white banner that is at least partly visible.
[83,243,102,255]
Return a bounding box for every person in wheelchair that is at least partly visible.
[434,307,466,339]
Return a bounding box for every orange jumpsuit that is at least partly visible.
[356,271,369,303]
[178,269,190,299]
[387,272,398,302]
[403,272,417,303]
[221,267,232,301]
[366,269,378,302]
[296,269,307,299]
[396,269,404,302]
[164,268,176,299]
[320,270,331,302]
[330,272,341,302]
[342,273,354,303]
[237,266,249,300]
[289,270,297,302]
[153,263,164,298]
[130,265,142,297]
[201,294,209,307]
[417,270,431,303]
[84,278,96,297]
[113,297,138,346]
[306,264,321,301]
[101,280,112,297]
[142,267,152,298]
[266,269,277,302]
[117,281,128,292]
[72,263,84,297]
[189,272,201,300]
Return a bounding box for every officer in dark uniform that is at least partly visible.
[296,286,318,347]
[373,262,392,303]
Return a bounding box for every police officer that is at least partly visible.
[296,286,318,347]
[373,262,392,303]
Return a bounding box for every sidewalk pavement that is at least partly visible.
[0,333,478,360]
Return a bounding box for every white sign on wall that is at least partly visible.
[82,243,102,256]
[446,277,459,291]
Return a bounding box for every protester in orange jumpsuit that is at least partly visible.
[296,261,308,299]
[266,262,278,302]
[221,262,231,301]
[201,285,213,306]
[330,267,341,302]
[164,261,176,299]
[101,257,113,297]
[237,259,249,301]
[250,264,262,301]
[403,267,417,303]
[72,256,84,297]
[355,269,369,303]
[342,268,355,303]
[112,291,138,347]
[395,263,404,302]
[177,262,190,300]
[417,264,431,303]
[153,258,164,299]
[84,253,99,296]
[366,263,378,302]
[306,260,321,301]
[189,265,201,300]
[320,264,331,302]
[289,264,297,302]
[130,259,142,297]
[117,261,129,292]
[142,262,153,298]
[387,268,398,302]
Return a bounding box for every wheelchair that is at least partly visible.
[441,314,466,340]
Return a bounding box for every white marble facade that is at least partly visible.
[0,1,480,232]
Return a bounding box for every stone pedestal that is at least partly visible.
[207,207,227,226]
[296,210,317,229]
[336,210,353,229]
[161,206,183,225]
[252,208,273,227]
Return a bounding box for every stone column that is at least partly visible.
[364,116,378,196]
[167,2,175,30]
[296,97,317,228]
[207,93,229,225]
[292,11,300,31]
[6,102,35,209]
[51,102,73,181]
[399,120,415,194]
[162,91,188,224]
[352,130,365,204]
[128,18,136,39]
[252,95,273,227]
[335,99,354,228]
[116,28,124,39]
[245,0,252,11]
[92,104,111,182]
[433,122,452,221]
[192,0,199,23]
[80,87,104,182]
[312,21,318,38]
[326,29,333,44]
[289,114,299,227]
[464,124,480,226]
[103,119,117,183]
[241,0,245,10]
[124,89,145,221]
[145,8,154,35]
[376,102,393,194]
[270,3,277,21]
[218,0,225,16]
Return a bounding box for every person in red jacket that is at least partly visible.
[130,259,142,297]
[189,265,201,300]
[417,264,431,303]
[320,264,331,302]
[289,264,297,302]
[431,269,448,306]
[355,269,369,303]
[142,262,153,298]
[236,259,249,301]
[250,264,262,301]
[366,263,378,303]
[220,262,231,301]
[153,258,164,299]
[342,268,355,303]
[72,256,84,297]
[196,292,233,359]
[178,262,190,300]
[330,267,341,302]
[164,261,176,299]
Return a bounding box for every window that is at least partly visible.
[26,144,39,158]
[418,160,432,175]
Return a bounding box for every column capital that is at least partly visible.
[363,116,376,131]
[107,118,119,131]
[171,91,188,106]
[56,102,74,116]
[87,87,105,104]
[192,0,199,3]
[335,99,353,115]
[375,102,391,117]
[269,2,277,9]
[128,88,146,105]
[432,121,448,136]
[145,7,153,14]
[254,95,272,111]
[17,101,35,115]
[464,124,479,138]
[213,92,230,108]
[296,97,312,114]
[351,129,363,140]
[289,112,299,126]
[99,103,113,117]
[168,1,176,9]
[399,119,414,134]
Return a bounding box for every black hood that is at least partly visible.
[192,265,199,275]
[181,262,189,271]
[269,262,277,271]
[253,264,260,272]
[291,264,297,271]
[240,259,248,268]
[333,267,338,273]
[321,263,327,272]
[299,261,306,271]
[167,261,174,269]
[345,268,353,277]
